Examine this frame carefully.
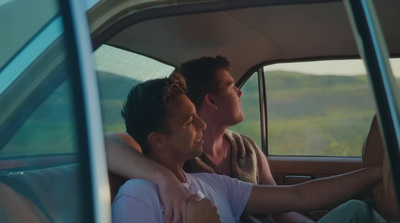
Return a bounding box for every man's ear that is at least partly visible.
[148,132,166,150]
[204,93,217,110]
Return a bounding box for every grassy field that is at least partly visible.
[1,70,378,157]
[230,71,376,156]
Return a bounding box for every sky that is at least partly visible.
[94,45,400,80]
[264,59,400,77]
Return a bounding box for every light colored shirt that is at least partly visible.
[112,172,253,223]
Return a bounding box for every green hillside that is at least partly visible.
[97,70,378,157]
[231,70,377,156]
[1,70,383,158]
[97,71,142,132]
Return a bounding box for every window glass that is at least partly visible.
[0,2,81,158]
[0,80,77,157]
[0,1,89,222]
[0,0,59,70]
[229,72,262,148]
[93,44,175,133]
[264,59,379,156]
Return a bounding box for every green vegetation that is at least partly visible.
[1,70,379,158]
[231,71,376,156]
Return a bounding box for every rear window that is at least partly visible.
[93,44,175,133]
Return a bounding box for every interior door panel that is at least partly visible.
[268,156,363,185]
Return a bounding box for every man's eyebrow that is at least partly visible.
[226,80,235,87]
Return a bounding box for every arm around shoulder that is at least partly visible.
[104,133,192,223]
[104,133,180,186]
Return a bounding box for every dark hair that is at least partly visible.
[121,72,187,154]
[179,56,230,110]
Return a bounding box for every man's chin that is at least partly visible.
[232,115,245,125]
[193,147,203,157]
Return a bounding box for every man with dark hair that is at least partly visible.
[112,72,385,223]
[180,56,300,222]
[122,73,188,155]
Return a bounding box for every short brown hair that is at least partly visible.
[179,56,230,110]
[121,72,187,154]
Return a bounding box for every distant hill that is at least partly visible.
[265,71,374,118]
[231,70,377,156]
[96,70,391,156]
[97,70,377,130]
[97,71,142,131]
[11,69,389,156]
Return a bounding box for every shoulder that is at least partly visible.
[225,130,264,183]
[112,179,163,222]
[225,130,258,147]
[225,130,260,158]
[115,179,159,203]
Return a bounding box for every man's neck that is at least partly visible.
[202,122,228,156]
[198,109,229,156]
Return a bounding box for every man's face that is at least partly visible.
[211,69,244,126]
[163,94,206,160]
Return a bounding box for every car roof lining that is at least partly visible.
[105,2,357,79]
[90,0,400,81]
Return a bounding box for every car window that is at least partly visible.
[93,44,175,133]
[0,80,77,157]
[0,2,78,158]
[0,0,101,222]
[0,0,59,70]
[0,2,63,95]
[263,59,400,156]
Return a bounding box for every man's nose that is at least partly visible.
[237,87,243,97]
[195,116,207,131]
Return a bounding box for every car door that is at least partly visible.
[0,0,110,222]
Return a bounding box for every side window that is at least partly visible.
[0,80,77,157]
[229,72,262,148]
[0,1,77,158]
[264,59,378,156]
[0,1,100,222]
[93,44,175,133]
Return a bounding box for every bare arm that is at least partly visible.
[105,134,191,223]
[245,165,382,214]
[256,148,314,223]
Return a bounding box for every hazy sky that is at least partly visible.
[95,45,400,81]
[264,59,400,77]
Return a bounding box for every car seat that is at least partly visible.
[362,114,399,221]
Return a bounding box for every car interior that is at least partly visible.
[1,0,400,222]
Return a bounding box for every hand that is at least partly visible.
[186,194,221,223]
[157,172,191,223]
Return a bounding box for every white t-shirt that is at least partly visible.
[112,172,253,223]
